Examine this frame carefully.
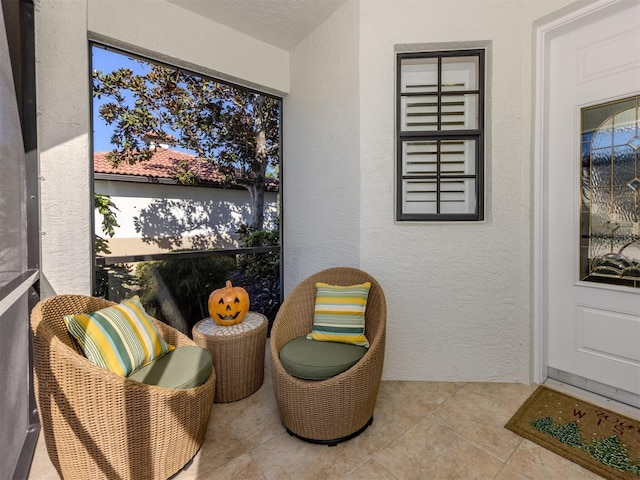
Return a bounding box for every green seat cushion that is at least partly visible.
[279,336,367,380]
[128,346,212,389]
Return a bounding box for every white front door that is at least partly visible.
[544,0,640,402]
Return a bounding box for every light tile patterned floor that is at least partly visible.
[28,350,639,480]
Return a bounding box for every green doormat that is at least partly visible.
[505,385,640,480]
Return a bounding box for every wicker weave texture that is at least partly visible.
[270,267,387,443]
[30,295,215,480]
[193,314,267,403]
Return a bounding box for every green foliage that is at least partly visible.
[94,193,120,254]
[172,159,198,186]
[93,56,280,231]
[237,224,280,283]
[135,255,235,335]
[235,225,281,329]
[93,264,136,300]
[94,193,122,297]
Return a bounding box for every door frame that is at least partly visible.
[532,0,633,386]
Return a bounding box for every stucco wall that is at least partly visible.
[283,1,361,291]
[36,0,289,297]
[357,0,573,382]
[36,0,92,298]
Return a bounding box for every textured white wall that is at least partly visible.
[36,0,289,297]
[358,0,572,381]
[36,0,92,297]
[283,1,361,292]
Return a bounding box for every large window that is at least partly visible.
[91,44,282,333]
[396,49,485,221]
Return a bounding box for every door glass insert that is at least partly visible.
[580,95,640,288]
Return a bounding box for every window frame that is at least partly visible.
[396,49,485,222]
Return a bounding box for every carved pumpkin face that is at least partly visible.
[208,280,250,326]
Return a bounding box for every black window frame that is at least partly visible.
[396,49,485,222]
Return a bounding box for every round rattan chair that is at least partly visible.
[30,294,215,480]
[270,267,386,445]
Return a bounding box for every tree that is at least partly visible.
[94,193,119,255]
[92,60,280,231]
[94,193,132,299]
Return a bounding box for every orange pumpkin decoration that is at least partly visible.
[208,280,250,326]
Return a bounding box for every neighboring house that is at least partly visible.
[94,147,279,257]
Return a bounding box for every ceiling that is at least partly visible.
[167,0,349,50]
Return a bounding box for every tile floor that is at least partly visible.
[28,348,639,480]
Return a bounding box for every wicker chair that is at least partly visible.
[30,294,215,480]
[270,267,386,445]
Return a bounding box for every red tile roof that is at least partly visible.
[94,148,278,190]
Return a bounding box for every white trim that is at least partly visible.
[532,0,631,385]
[547,368,640,408]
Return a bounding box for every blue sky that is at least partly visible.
[91,46,150,152]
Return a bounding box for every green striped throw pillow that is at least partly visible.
[307,281,371,347]
[64,296,174,377]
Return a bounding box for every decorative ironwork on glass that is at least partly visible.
[580,95,640,288]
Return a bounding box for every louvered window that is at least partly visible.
[397,50,484,221]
